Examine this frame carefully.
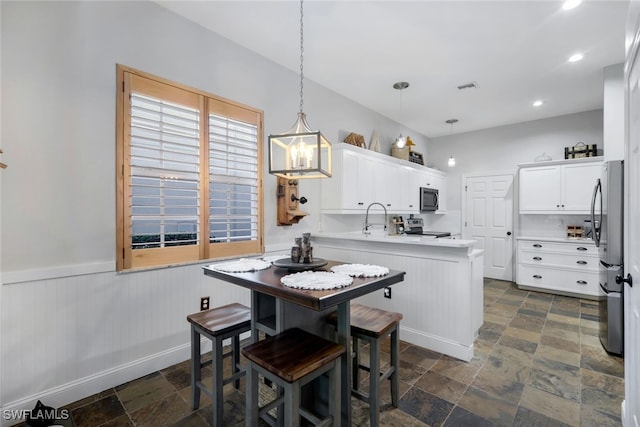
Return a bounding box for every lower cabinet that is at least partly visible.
[516,238,600,298]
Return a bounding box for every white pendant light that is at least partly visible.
[268,0,332,179]
[446,119,458,168]
[392,81,409,148]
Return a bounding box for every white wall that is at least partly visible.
[428,110,604,227]
[604,63,625,161]
[0,0,428,415]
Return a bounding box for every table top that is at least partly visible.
[203,259,405,311]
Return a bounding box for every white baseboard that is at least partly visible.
[400,325,473,362]
[0,338,215,427]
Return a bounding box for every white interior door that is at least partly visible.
[623,27,640,427]
[464,173,514,281]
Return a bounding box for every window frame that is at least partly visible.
[116,65,264,271]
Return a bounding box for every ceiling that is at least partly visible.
[155,0,629,137]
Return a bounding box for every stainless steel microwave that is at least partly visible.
[420,187,439,212]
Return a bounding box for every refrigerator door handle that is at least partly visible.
[616,274,633,287]
[600,260,623,270]
[591,178,601,247]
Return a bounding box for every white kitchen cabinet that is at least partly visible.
[519,158,602,214]
[320,147,374,211]
[560,162,602,211]
[373,160,403,211]
[321,144,446,214]
[516,238,600,298]
[398,166,419,211]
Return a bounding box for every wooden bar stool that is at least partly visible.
[186,303,251,427]
[242,327,345,427]
[327,302,403,426]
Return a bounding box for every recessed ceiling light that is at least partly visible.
[568,53,584,63]
[533,100,543,107]
[562,0,582,11]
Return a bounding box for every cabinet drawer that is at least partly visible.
[517,265,600,296]
[518,249,598,271]
[518,240,596,255]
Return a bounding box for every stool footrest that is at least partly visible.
[259,395,284,418]
[352,389,370,403]
[195,381,214,399]
[222,368,246,386]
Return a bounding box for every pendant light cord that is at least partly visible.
[299,0,304,114]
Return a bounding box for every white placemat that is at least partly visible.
[210,258,271,273]
[262,254,289,263]
[330,263,389,277]
[281,271,353,290]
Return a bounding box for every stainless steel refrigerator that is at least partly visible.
[591,160,624,356]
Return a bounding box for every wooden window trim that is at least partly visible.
[116,64,264,272]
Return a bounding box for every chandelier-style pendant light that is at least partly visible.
[268,0,332,179]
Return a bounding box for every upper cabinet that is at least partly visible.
[519,158,602,214]
[321,144,447,214]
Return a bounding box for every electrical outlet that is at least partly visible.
[200,296,210,311]
[383,287,392,299]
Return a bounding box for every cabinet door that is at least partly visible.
[373,161,395,210]
[433,172,447,213]
[561,162,601,212]
[418,169,438,189]
[343,150,374,209]
[519,166,561,212]
[403,167,420,212]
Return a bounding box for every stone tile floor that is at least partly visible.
[28,279,625,426]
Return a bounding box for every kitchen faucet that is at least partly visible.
[363,202,388,234]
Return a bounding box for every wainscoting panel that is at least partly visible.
[0,263,250,415]
[315,242,481,361]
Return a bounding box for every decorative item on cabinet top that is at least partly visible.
[369,129,381,152]
[0,148,6,169]
[534,152,552,162]
[408,151,424,165]
[343,132,366,148]
[564,142,597,159]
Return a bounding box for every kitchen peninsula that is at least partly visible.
[312,232,484,361]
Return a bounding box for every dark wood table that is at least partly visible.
[203,259,405,427]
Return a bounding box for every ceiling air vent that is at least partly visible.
[457,81,478,90]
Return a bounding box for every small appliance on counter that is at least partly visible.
[567,225,584,239]
[404,217,451,238]
[389,216,405,235]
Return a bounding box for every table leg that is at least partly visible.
[336,301,351,427]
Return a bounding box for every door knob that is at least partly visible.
[507,231,512,236]
[616,274,633,287]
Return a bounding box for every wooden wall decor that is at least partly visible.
[277,177,308,226]
[0,149,6,169]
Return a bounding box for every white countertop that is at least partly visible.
[314,231,477,248]
[517,235,596,244]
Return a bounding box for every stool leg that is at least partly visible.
[390,326,400,407]
[190,326,201,410]
[284,382,300,427]
[245,362,258,427]
[329,360,341,426]
[352,335,360,392]
[276,385,285,427]
[232,334,241,390]
[369,337,380,427]
[212,337,224,427]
